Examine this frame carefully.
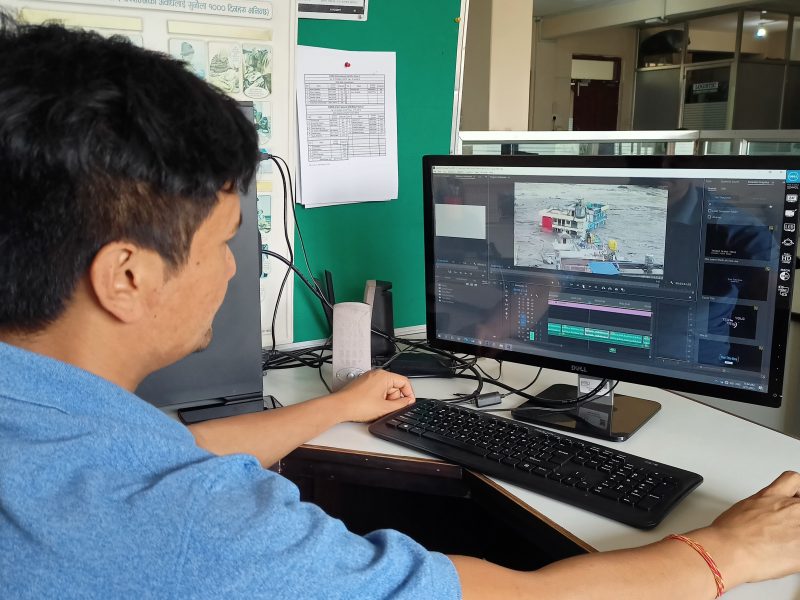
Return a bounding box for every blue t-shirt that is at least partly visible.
[0,342,461,599]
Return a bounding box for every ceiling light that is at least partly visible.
[755,25,768,39]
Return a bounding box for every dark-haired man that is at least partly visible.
[2,13,799,600]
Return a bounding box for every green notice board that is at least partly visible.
[293,1,461,342]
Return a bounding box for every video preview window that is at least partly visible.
[512,182,668,280]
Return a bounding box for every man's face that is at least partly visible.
[148,190,241,367]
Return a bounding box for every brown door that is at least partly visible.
[571,56,621,131]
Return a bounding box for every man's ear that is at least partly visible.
[88,242,164,324]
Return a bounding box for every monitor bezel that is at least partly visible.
[423,154,798,408]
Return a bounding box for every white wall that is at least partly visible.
[461,0,533,131]
[487,1,533,130]
[460,0,492,130]
[687,28,737,53]
[688,27,788,59]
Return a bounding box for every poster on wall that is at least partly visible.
[169,39,208,78]
[5,0,297,346]
[43,0,274,19]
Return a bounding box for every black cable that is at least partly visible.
[515,368,543,394]
[478,379,621,414]
[472,359,503,382]
[269,155,327,301]
[451,371,613,409]
[455,366,542,401]
[261,154,327,363]
[266,349,329,369]
[259,153,294,356]
[263,249,332,308]
[262,344,332,370]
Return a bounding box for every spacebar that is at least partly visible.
[421,431,486,456]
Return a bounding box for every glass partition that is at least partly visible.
[792,16,800,61]
[459,132,696,157]
[741,11,789,60]
[638,25,685,68]
[458,130,800,157]
[687,14,737,64]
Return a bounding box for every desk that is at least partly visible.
[264,362,800,599]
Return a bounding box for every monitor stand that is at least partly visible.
[510,380,660,442]
[178,394,266,424]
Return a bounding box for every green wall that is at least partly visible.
[293,1,461,341]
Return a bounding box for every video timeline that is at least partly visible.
[540,297,653,359]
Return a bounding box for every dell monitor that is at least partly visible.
[423,154,798,439]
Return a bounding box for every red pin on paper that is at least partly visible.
[344,62,351,68]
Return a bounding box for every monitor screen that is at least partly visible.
[423,155,799,408]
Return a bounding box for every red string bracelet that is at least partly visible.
[665,533,725,598]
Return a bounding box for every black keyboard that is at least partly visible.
[369,398,703,529]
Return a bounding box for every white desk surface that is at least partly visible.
[263,362,800,599]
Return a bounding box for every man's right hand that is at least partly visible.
[693,470,800,588]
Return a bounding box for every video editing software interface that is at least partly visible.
[428,159,799,403]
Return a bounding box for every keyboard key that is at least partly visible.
[637,494,663,511]
[594,486,623,501]
[651,483,676,498]
[421,431,485,456]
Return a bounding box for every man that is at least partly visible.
[1,14,799,599]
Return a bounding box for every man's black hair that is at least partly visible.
[0,12,260,332]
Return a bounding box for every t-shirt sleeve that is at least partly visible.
[176,455,462,600]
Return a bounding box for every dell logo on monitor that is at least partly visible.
[571,365,588,373]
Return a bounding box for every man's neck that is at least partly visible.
[1,317,148,392]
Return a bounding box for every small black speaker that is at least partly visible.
[364,280,394,363]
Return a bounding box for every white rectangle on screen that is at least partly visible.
[435,204,486,239]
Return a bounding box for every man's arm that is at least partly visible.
[187,369,414,467]
[451,471,800,599]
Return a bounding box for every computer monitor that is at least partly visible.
[423,154,798,437]
[135,103,263,423]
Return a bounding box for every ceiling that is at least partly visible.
[534,0,800,19]
[691,10,791,32]
[533,0,634,18]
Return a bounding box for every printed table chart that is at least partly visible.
[304,74,386,162]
